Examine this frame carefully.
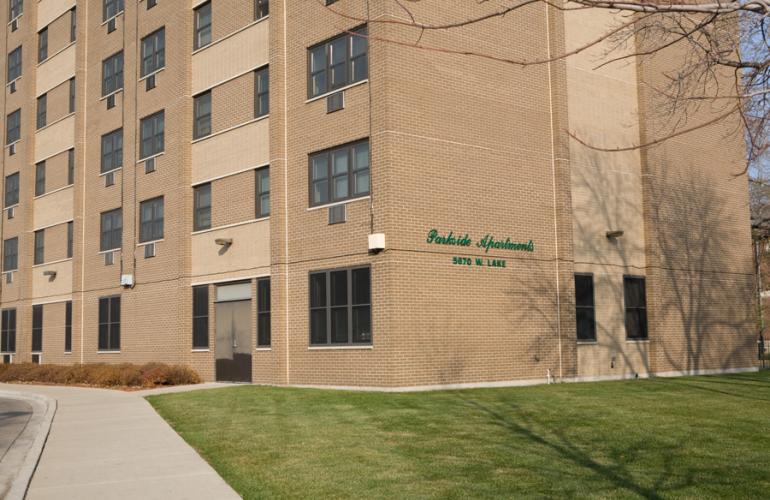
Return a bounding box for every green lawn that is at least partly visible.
[147,371,770,499]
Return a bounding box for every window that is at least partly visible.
[256,167,269,218]
[194,2,211,50]
[98,296,120,351]
[67,221,73,258]
[255,0,268,20]
[140,111,164,159]
[308,26,367,98]
[141,28,165,77]
[193,183,211,231]
[7,110,21,145]
[65,301,72,352]
[102,52,124,96]
[147,0,157,9]
[67,149,75,185]
[140,197,164,242]
[35,161,45,196]
[309,267,371,345]
[36,94,47,129]
[575,274,596,342]
[70,8,77,42]
[257,278,271,347]
[38,28,48,62]
[193,92,211,139]
[9,0,22,20]
[309,139,369,206]
[101,128,123,173]
[32,305,43,352]
[1,309,16,353]
[624,276,648,340]
[3,238,18,272]
[100,208,122,251]
[103,0,124,21]
[34,230,44,265]
[69,78,76,113]
[255,66,269,118]
[5,173,19,207]
[7,47,22,83]
[192,285,208,348]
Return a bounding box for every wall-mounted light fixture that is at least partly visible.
[215,238,233,247]
[606,230,624,239]
[43,270,57,281]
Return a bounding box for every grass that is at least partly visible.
[147,371,770,499]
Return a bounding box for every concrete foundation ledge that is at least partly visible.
[0,390,57,500]
[285,366,761,392]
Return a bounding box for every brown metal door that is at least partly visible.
[215,300,252,382]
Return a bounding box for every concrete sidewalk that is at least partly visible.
[0,383,240,500]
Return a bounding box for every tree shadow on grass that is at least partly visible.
[453,393,695,499]
[648,376,770,402]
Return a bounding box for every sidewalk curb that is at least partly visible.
[0,390,57,500]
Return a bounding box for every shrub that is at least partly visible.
[0,362,201,388]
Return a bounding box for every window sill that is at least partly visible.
[139,67,164,83]
[99,167,122,177]
[4,204,19,211]
[576,341,598,345]
[5,140,20,150]
[99,88,124,102]
[308,345,373,351]
[191,115,268,145]
[626,338,650,343]
[100,11,124,27]
[5,77,21,88]
[97,350,121,354]
[136,151,164,164]
[137,239,163,247]
[191,348,210,352]
[255,347,271,351]
[305,79,368,104]
[307,196,370,212]
[98,248,121,255]
[7,13,22,26]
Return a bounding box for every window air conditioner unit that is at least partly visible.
[5,272,12,284]
[11,19,18,32]
[328,204,346,224]
[105,171,114,187]
[327,91,344,113]
[9,143,16,156]
[145,156,156,173]
[107,94,116,109]
[146,74,156,91]
[31,354,41,364]
[144,242,155,258]
[120,274,134,287]
[105,251,114,266]
[107,18,116,33]
[9,80,16,93]
[2,354,12,364]
[7,206,15,219]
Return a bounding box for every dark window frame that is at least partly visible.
[141,27,165,77]
[193,91,211,139]
[257,278,270,347]
[575,273,596,342]
[70,7,77,42]
[9,0,23,20]
[100,208,122,252]
[256,167,269,218]
[38,27,48,62]
[139,196,164,243]
[307,25,368,99]
[309,138,369,207]
[34,229,44,265]
[192,285,209,349]
[1,309,16,353]
[100,128,123,173]
[36,93,47,129]
[102,51,124,97]
[194,2,211,50]
[67,221,73,258]
[65,301,72,352]
[32,304,43,353]
[309,266,371,346]
[7,46,22,83]
[6,109,21,145]
[139,110,164,159]
[193,183,211,231]
[67,148,75,185]
[103,0,124,22]
[35,161,45,196]
[254,65,269,118]
[5,172,19,207]
[3,237,18,272]
[69,77,76,113]
[624,275,648,341]
[98,295,120,351]
[254,0,268,20]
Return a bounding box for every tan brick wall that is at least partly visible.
[38,77,73,126]
[209,0,256,44]
[36,148,73,195]
[209,169,256,228]
[210,72,254,135]
[42,8,75,59]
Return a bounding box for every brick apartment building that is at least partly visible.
[0,0,758,388]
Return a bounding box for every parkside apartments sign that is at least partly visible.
[426,229,534,269]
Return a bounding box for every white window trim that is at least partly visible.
[191,115,268,145]
[305,79,368,104]
[307,195,370,212]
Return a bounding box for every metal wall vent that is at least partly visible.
[328,204,346,225]
[146,74,156,91]
[105,171,115,187]
[144,242,156,258]
[104,252,114,266]
[145,157,156,173]
[327,91,344,113]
